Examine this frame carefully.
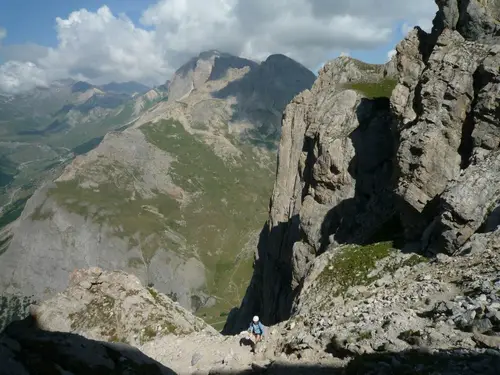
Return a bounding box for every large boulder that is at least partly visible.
[426,150,500,254]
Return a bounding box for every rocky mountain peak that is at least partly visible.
[71,81,95,93]
[0,45,315,334]
[167,50,259,102]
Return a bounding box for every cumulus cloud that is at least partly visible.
[387,49,397,61]
[0,0,438,94]
[0,61,48,94]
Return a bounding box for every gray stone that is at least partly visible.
[191,352,203,366]
[28,268,216,346]
[432,0,500,43]
[472,318,494,333]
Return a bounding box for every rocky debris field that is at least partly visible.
[268,239,500,372]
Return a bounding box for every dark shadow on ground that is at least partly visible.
[0,314,176,375]
[211,349,500,374]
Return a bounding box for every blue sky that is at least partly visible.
[0,0,155,46]
[0,0,437,93]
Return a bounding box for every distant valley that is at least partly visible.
[0,79,168,240]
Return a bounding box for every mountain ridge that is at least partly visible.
[0,50,316,331]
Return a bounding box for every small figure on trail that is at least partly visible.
[248,315,264,351]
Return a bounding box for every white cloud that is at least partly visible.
[387,49,397,61]
[0,27,6,42]
[340,51,350,57]
[0,61,48,94]
[40,6,167,86]
[0,0,438,94]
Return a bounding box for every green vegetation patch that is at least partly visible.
[48,167,181,261]
[142,119,273,326]
[147,287,159,301]
[343,78,398,99]
[317,241,429,299]
[318,241,394,297]
[400,254,429,268]
[68,295,117,337]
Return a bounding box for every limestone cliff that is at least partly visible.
[224,55,398,331]
[226,0,500,335]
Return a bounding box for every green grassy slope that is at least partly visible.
[343,78,398,99]
[44,119,274,329]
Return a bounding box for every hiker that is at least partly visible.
[248,315,264,344]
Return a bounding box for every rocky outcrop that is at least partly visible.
[224,56,398,331]
[227,0,500,333]
[393,0,500,245]
[425,150,500,254]
[269,239,500,374]
[432,0,500,42]
[392,29,493,237]
[0,269,254,375]
[30,268,216,346]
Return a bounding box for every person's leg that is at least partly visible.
[255,334,261,343]
[249,333,257,352]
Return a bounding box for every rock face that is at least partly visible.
[0,50,315,330]
[392,28,499,239]
[227,0,500,334]
[392,0,500,248]
[224,56,398,330]
[433,0,500,42]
